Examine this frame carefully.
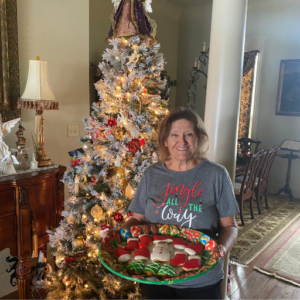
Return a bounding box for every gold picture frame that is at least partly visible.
[0,0,20,122]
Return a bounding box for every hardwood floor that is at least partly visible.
[230,215,300,300]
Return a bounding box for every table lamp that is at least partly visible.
[17,57,58,167]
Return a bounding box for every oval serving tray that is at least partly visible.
[98,224,220,285]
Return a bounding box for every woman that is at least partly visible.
[119,107,239,299]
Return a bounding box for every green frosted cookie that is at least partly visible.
[126,260,145,275]
[143,262,161,276]
[157,264,176,277]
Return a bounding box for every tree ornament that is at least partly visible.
[115,155,122,167]
[91,204,104,219]
[55,253,65,268]
[70,157,80,167]
[62,275,73,287]
[116,167,125,178]
[152,152,158,163]
[72,236,84,251]
[82,141,92,151]
[125,184,134,200]
[86,192,92,200]
[126,139,141,154]
[114,212,124,223]
[83,173,88,185]
[108,117,117,127]
[82,214,88,224]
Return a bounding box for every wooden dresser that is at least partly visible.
[0,165,66,299]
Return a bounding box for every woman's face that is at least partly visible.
[164,119,197,162]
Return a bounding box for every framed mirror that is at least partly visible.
[0,0,20,122]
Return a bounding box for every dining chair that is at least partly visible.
[234,150,265,226]
[238,138,261,155]
[255,146,280,213]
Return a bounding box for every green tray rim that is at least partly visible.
[98,228,219,285]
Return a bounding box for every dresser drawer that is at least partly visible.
[0,215,16,242]
[0,189,15,216]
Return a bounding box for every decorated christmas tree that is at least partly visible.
[45,1,175,299]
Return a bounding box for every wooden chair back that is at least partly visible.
[238,138,261,155]
[257,146,280,191]
[238,150,265,199]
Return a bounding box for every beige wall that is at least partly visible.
[4,0,90,166]
[175,0,300,197]
[175,4,212,119]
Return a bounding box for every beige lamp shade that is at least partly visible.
[18,59,59,110]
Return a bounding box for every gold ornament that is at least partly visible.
[83,173,88,185]
[62,275,73,287]
[72,236,84,251]
[55,253,65,268]
[116,167,125,178]
[82,214,88,224]
[125,185,134,200]
[91,204,104,219]
[86,193,92,199]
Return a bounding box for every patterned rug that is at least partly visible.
[253,225,300,287]
[231,195,300,265]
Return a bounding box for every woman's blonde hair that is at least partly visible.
[157,107,209,162]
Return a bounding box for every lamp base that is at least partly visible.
[37,157,53,167]
[35,110,53,167]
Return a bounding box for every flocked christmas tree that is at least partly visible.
[45,1,176,299]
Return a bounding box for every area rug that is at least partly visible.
[231,195,300,265]
[253,225,300,287]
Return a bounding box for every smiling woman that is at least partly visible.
[110,107,240,299]
[157,107,209,170]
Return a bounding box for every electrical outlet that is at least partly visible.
[67,125,79,137]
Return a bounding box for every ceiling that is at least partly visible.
[165,0,212,9]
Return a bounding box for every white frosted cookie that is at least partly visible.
[127,238,139,242]
[150,244,170,262]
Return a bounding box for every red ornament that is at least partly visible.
[114,212,124,223]
[91,176,97,185]
[70,159,80,167]
[90,128,103,143]
[140,138,145,147]
[108,118,117,127]
[126,139,141,154]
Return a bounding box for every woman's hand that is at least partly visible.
[102,213,146,239]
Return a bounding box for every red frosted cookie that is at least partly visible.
[131,226,142,237]
[170,253,188,267]
[173,238,189,250]
[124,238,139,251]
[113,247,131,263]
[153,235,173,244]
[182,257,201,271]
[139,234,152,248]
[134,247,151,261]
[205,240,217,250]
[184,244,204,255]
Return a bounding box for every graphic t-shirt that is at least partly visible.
[128,159,239,289]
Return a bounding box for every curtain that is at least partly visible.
[238,50,259,139]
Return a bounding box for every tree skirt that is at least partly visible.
[253,225,300,287]
[231,195,300,265]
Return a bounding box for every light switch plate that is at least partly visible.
[67,125,79,137]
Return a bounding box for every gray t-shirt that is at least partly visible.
[128,159,239,288]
